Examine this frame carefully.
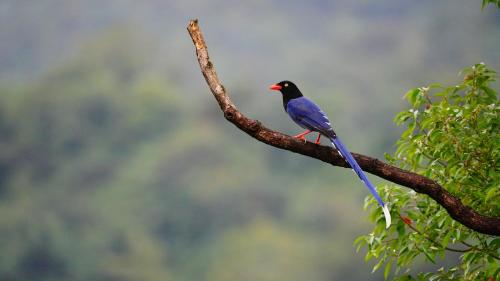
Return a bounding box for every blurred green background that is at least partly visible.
[0,1,498,280]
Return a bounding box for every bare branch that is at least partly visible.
[187,19,500,236]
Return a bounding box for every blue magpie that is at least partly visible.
[270,80,391,228]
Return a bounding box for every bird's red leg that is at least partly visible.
[314,133,321,144]
[293,130,312,142]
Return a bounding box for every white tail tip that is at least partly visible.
[382,205,392,229]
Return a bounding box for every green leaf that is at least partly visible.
[485,187,500,202]
[421,248,436,264]
[365,251,373,262]
[441,230,453,248]
[481,85,497,100]
[401,122,416,139]
[489,238,500,248]
[455,228,461,241]
[384,260,392,280]
[405,89,420,106]
[354,236,367,252]
[372,256,386,273]
[394,110,413,125]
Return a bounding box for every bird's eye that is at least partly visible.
[284,83,288,87]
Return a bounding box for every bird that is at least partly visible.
[269,80,391,228]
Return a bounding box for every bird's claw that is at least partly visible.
[293,130,312,143]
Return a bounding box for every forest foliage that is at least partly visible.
[0,29,383,281]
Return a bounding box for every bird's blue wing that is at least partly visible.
[286,97,336,138]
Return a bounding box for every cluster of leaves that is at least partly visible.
[355,63,500,280]
[482,0,500,10]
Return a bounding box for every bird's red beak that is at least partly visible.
[269,84,282,91]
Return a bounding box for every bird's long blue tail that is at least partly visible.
[330,137,391,228]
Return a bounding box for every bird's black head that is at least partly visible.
[269,81,303,109]
[269,81,303,99]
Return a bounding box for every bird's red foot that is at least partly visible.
[294,130,312,142]
[314,133,321,144]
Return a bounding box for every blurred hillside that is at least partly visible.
[0,1,498,280]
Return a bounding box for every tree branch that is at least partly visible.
[187,19,500,236]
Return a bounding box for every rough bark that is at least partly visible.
[187,19,500,236]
